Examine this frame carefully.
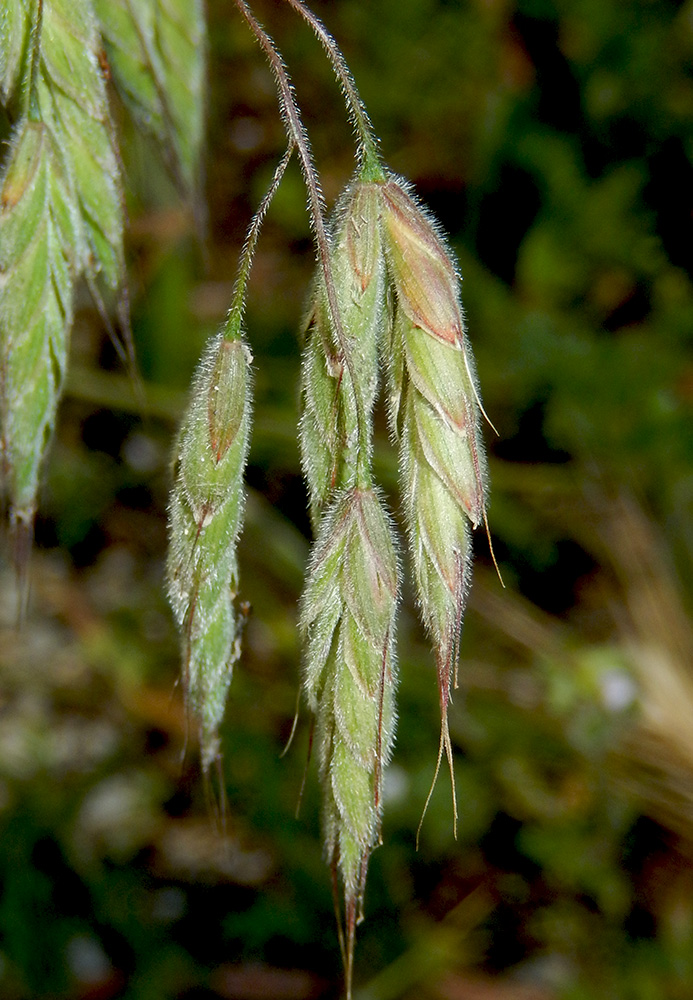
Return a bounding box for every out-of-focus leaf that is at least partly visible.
[37,0,126,307]
[94,0,205,203]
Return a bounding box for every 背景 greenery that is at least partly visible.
[2,0,693,998]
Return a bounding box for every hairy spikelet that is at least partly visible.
[300,486,397,972]
[299,180,386,528]
[0,0,32,108]
[0,0,130,562]
[36,0,126,307]
[380,175,488,819]
[164,143,291,773]
[166,324,252,770]
[1,0,211,559]
[0,119,75,528]
[299,177,399,990]
[94,0,205,201]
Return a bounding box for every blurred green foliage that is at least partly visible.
[2,0,693,998]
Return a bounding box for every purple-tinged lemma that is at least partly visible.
[299,161,492,988]
[380,174,489,831]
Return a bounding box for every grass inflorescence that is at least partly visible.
[1,3,493,995]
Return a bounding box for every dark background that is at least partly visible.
[2,0,693,997]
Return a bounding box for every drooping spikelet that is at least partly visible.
[299,178,386,527]
[0,0,128,572]
[300,486,397,989]
[299,177,398,992]
[166,320,252,771]
[380,175,488,825]
[0,119,76,536]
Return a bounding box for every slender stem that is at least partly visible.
[232,0,366,473]
[281,0,384,179]
[224,142,295,341]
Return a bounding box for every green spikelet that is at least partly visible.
[165,143,291,772]
[93,0,206,202]
[0,118,76,533]
[299,179,386,528]
[0,0,130,585]
[299,175,399,991]
[300,486,397,990]
[36,0,126,306]
[166,318,252,771]
[380,175,488,827]
[0,0,32,108]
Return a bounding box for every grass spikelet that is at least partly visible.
[0,0,131,601]
[166,325,252,771]
[299,178,386,528]
[1,0,210,570]
[0,118,75,582]
[165,144,291,772]
[94,0,206,208]
[300,486,398,998]
[380,174,489,832]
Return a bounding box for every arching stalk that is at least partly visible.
[232,0,370,483]
[282,0,383,178]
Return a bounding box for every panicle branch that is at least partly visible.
[227,142,295,339]
[231,0,368,477]
[281,0,382,176]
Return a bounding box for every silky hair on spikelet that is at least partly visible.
[378,171,492,837]
[167,325,252,773]
[299,177,387,527]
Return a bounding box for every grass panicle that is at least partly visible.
[1,2,494,992]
